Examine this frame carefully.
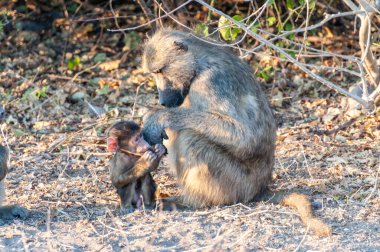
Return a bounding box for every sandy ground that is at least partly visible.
[0,117,379,251]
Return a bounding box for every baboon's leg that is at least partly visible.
[140,173,156,208]
[164,129,273,207]
[117,183,136,209]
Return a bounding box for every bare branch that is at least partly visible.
[343,0,360,11]
[136,0,156,30]
[357,2,380,87]
[280,11,365,36]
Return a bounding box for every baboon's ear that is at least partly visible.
[107,137,118,152]
[172,41,188,51]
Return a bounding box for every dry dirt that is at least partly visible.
[0,10,380,251]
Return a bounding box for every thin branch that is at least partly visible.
[343,0,359,11]
[310,116,359,135]
[358,3,380,87]
[280,10,365,36]
[136,0,157,30]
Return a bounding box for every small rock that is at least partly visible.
[323,135,331,142]
[271,90,284,107]
[335,135,346,142]
[65,52,73,60]
[293,75,303,85]
[71,91,87,102]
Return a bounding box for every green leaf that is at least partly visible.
[93,53,107,63]
[232,14,243,22]
[218,15,243,41]
[284,22,292,31]
[286,0,295,10]
[73,56,80,65]
[250,22,261,33]
[195,23,209,37]
[258,66,273,81]
[267,17,276,27]
[299,0,304,4]
[309,1,316,9]
[67,56,81,70]
[97,84,110,96]
[35,86,48,99]
[218,16,231,40]
[268,0,275,5]
[67,60,75,71]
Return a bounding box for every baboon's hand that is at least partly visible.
[153,144,166,157]
[142,112,169,145]
[141,150,158,166]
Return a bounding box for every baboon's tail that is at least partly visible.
[257,191,332,237]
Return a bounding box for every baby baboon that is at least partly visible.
[0,107,28,220]
[107,121,165,211]
[142,29,331,236]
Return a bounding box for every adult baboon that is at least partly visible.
[142,29,276,207]
[142,29,330,236]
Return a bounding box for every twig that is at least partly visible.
[71,62,101,83]
[46,207,54,252]
[310,116,359,135]
[293,224,310,252]
[281,10,365,36]
[47,74,89,83]
[300,144,313,179]
[131,82,146,118]
[136,0,156,30]
[365,165,379,203]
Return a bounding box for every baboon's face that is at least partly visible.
[143,37,196,108]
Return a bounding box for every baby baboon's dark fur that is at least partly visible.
[107,121,165,210]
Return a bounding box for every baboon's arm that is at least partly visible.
[112,153,161,188]
[146,108,273,157]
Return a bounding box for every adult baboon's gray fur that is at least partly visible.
[141,29,332,236]
[142,29,277,207]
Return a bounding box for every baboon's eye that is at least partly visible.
[153,65,167,74]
